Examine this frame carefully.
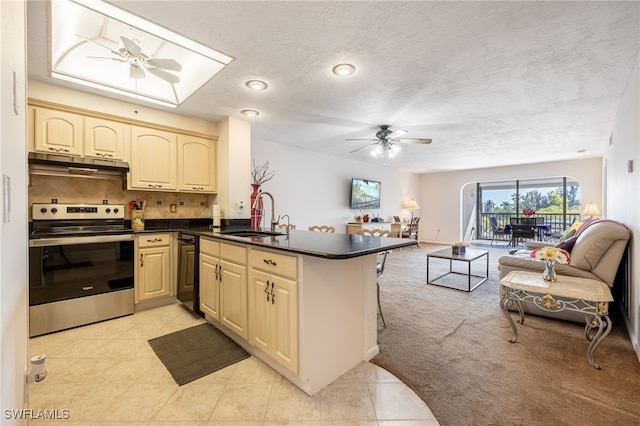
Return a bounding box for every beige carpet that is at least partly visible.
[372,244,640,426]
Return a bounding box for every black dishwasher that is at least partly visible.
[177,232,203,317]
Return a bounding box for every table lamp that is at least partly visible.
[406,199,420,222]
[581,202,601,219]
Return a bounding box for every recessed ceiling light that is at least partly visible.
[332,63,356,76]
[241,109,260,117]
[245,80,268,91]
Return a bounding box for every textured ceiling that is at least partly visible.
[27,1,640,173]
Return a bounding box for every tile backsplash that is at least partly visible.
[28,175,210,220]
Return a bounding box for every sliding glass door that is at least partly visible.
[477,177,581,240]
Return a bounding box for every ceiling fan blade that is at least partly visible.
[147,58,182,71]
[120,36,142,57]
[148,67,180,84]
[397,138,433,145]
[77,35,125,57]
[87,56,128,62]
[386,129,408,139]
[349,142,378,154]
[129,64,146,79]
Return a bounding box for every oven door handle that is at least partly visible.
[29,234,134,247]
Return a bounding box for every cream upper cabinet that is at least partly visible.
[83,116,125,160]
[178,135,216,193]
[130,126,178,190]
[248,249,299,374]
[136,233,172,302]
[32,107,83,155]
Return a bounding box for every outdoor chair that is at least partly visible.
[489,216,510,246]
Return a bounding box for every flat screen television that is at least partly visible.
[350,178,381,209]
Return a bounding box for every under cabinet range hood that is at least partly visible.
[28,152,129,180]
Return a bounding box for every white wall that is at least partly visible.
[419,157,603,244]
[606,53,639,357]
[1,0,29,419]
[251,139,419,233]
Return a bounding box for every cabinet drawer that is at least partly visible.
[137,233,171,248]
[221,242,246,264]
[200,238,220,256]
[249,249,298,279]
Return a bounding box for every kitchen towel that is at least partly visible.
[148,322,250,386]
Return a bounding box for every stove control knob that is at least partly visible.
[40,208,47,214]
[51,208,58,214]
[113,208,119,214]
[106,208,111,213]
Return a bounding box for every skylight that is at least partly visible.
[50,0,234,108]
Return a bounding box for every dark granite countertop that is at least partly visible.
[134,220,417,259]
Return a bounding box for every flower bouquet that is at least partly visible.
[522,208,536,217]
[530,246,570,281]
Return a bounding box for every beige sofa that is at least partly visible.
[498,219,630,323]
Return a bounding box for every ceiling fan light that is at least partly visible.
[388,145,400,157]
[241,109,260,117]
[245,79,268,91]
[332,63,356,76]
[370,145,383,157]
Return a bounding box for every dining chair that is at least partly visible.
[358,228,393,237]
[308,225,335,233]
[510,224,535,247]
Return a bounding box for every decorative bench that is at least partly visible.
[499,270,613,369]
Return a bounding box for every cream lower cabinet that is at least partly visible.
[135,233,172,302]
[199,238,248,339]
[248,249,299,374]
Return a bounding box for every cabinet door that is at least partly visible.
[130,126,177,190]
[33,107,83,155]
[84,116,125,159]
[248,269,271,354]
[219,259,248,339]
[137,246,171,301]
[178,135,216,192]
[271,275,299,374]
[199,252,220,320]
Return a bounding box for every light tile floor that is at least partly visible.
[28,303,439,425]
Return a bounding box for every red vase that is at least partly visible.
[250,184,263,229]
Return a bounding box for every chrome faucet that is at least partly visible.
[251,191,280,232]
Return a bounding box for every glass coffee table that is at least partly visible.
[426,247,489,292]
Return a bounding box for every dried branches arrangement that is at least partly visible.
[250,159,276,185]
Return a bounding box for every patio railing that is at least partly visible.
[477,212,581,241]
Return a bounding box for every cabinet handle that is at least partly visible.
[146,238,163,243]
[263,259,277,267]
[218,265,223,282]
[191,187,204,190]
[139,253,144,267]
[264,280,270,302]
[214,264,219,281]
[96,153,114,158]
[270,282,275,304]
[48,147,70,153]
[148,184,164,188]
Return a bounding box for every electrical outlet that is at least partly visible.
[170,204,177,213]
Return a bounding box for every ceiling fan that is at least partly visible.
[347,125,432,157]
[84,36,183,84]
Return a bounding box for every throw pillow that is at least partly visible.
[556,235,578,253]
[558,228,576,242]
